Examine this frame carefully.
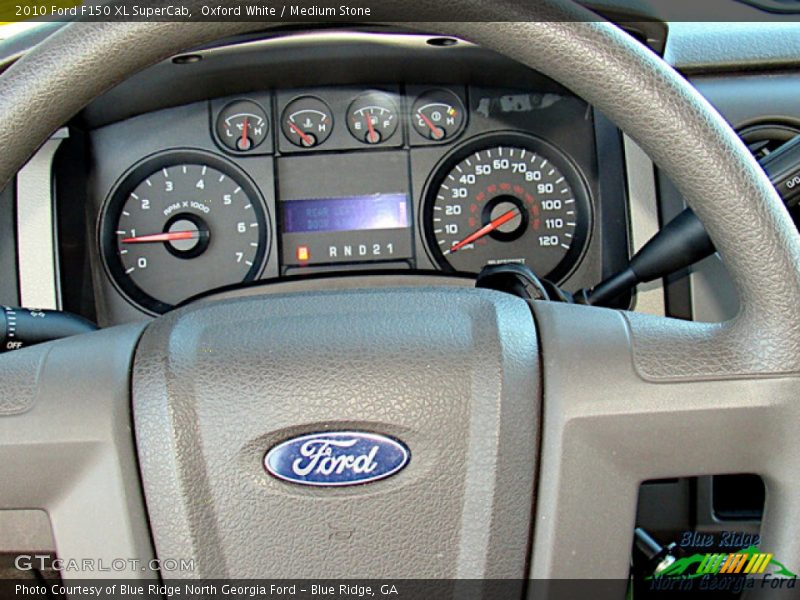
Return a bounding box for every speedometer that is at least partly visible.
[423,134,591,280]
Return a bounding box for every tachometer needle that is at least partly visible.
[121,231,200,244]
[446,208,519,254]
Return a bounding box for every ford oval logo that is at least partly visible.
[264,431,410,487]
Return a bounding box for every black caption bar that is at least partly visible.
[5,0,800,22]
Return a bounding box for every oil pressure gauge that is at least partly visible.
[216,100,269,152]
[281,96,333,148]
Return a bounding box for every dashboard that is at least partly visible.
[2,13,800,573]
[38,32,631,324]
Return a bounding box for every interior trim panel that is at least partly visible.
[16,128,68,310]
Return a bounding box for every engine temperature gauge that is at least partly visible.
[281,96,333,148]
[216,100,269,152]
[347,91,399,144]
[411,89,466,142]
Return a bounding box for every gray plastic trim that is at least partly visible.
[0,341,46,415]
[0,510,54,553]
[16,128,68,310]
[199,273,475,303]
[623,135,664,316]
[0,323,154,580]
[666,22,800,73]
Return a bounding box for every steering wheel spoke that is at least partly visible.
[0,323,154,579]
[531,301,800,580]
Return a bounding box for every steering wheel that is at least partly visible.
[1,0,799,587]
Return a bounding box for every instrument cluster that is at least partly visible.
[94,85,603,316]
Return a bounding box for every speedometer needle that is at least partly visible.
[446,208,519,254]
[121,231,199,244]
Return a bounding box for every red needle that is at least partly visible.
[365,113,378,142]
[241,117,249,148]
[121,231,198,244]
[417,112,443,139]
[289,122,314,146]
[447,208,519,254]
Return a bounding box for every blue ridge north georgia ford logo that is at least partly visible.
[264,431,411,486]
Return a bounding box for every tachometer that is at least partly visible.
[424,134,591,280]
[100,152,269,314]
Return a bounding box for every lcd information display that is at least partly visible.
[277,151,414,270]
[282,193,410,234]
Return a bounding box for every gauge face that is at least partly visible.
[216,100,269,152]
[101,153,268,314]
[346,91,399,144]
[424,134,591,280]
[411,89,466,142]
[281,96,333,148]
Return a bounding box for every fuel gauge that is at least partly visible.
[281,96,333,148]
[347,91,399,145]
[216,100,269,152]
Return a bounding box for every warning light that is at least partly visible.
[296,246,310,262]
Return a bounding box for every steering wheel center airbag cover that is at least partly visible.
[132,287,539,578]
